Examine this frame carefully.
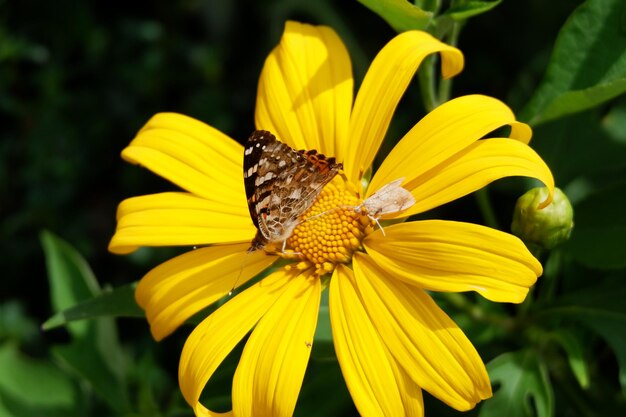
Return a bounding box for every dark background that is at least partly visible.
[1,0,587,415]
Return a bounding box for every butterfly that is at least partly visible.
[243,130,342,252]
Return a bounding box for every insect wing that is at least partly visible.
[363,178,415,217]
[243,130,342,246]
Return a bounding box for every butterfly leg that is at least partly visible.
[281,239,302,256]
[370,215,386,236]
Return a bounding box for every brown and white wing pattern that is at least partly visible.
[243,130,342,251]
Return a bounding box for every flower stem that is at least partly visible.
[419,19,463,110]
[475,187,499,230]
[536,250,559,303]
[437,21,462,103]
[418,55,439,112]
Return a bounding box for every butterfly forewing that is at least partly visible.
[243,130,342,251]
[243,130,286,230]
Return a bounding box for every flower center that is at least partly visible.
[283,177,372,276]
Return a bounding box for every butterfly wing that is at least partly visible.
[243,130,281,232]
[243,130,341,250]
[266,148,341,240]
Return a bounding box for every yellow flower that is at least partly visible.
[109,21,554,417]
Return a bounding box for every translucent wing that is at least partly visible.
[360,178,415,217]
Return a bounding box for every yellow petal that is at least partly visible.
[179,269,297,417]
[108,192,254,254]
[232,272,320,417]
[353,253,492,411]
[135,243,277,340]
[386,350,425,417]
[329,265,405,416]
[369,95,522,194]
[255,21,353,156]
[399,137,554,216]
[369,95,532,200]
[365,220,541,303]
[124,113,244,202]
[510,121,533,145]
[345,31,463,184]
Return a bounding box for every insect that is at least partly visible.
[298,178,415,235]
[358,178,415,217]
[355,178,415,235]
[243,130,342,252]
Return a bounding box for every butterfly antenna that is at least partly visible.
[300,205,353,224]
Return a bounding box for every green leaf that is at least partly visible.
[561,181,626,269]
[40,230,100,337]
[531,103,626,187]
[520,0,626,125]
[357,0,433,32]
[551,278,626,315]
[0,342,84,417]
[40,231,131,411]
[480,350,554,417]
[52,340,130,413]
[414,0,440,13]
[443,0,502,20]
[545,280,626,391]
[43,283,143,330]
[578,315,626,392]
[549,330,590,389]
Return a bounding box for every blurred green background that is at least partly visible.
[2,0,626,416]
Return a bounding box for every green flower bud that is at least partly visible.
[511,187,574,250]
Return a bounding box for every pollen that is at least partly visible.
[284,178,372,276]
